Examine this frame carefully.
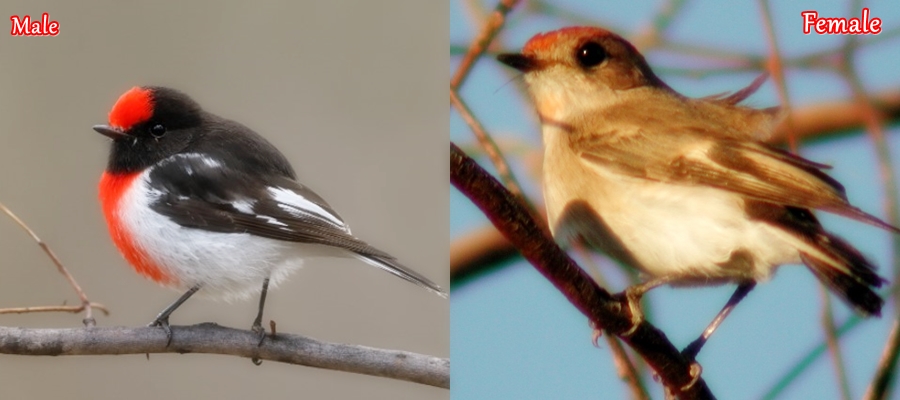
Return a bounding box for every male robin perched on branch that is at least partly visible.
[94,86,446,344]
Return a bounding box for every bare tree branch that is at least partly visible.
[0,324,449,389]
[818,287,853,400]
[450,0,519,91]
[864,317,900,400]
[450,90,531,204]
[0,304,108,315]
[0,201,109,324]
[450,224,515,281]
[604,334,650,400]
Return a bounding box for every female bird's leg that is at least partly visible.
[618,276,678,336]
[149,284,201,346]
[251,278,271,346]
[682,281,756,359]
[589,276,677,347]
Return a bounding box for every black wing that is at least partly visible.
[147,153,446,297]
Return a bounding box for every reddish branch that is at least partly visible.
[451,143,713,399]
[450,0,520,90]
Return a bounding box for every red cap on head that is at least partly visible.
[108,86,154,130]
[523,27,612,55]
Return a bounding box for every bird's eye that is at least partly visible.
[576,42,607,68]
[149,124,166,138]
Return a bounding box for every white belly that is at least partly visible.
[606,176,795,280]
[116,172,348,300]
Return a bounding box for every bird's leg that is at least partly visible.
[251,278,270,346]
[617,276,676,337]
[682,281,756,359]
[149,285,201,346]
[589,320,603,347]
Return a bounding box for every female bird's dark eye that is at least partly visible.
[149,124,166,138]
[576,42,607,68]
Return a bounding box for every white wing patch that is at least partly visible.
[267,187,348,232]
[232,200,255,214]
[199,155,222,168]
[231,200,289,229]
[256,214,289,228]
[158,153,224,170]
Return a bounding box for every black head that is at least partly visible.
[94,86,204,173]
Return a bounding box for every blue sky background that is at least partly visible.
[451,1,900,399]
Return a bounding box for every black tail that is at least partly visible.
[799,232,886,316]
[355,253,448,299]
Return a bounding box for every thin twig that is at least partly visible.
[771,89,900,144]
[450,0,520,91]
[0,201,108,325]
[762,315,864,399]
[631,0,687,50]
[571,242,650,398]
[818,286,853,400]
[0,324,449,389]
[450,224,516,282]
[450,0,533,212]
[662,41,764,67]
[461,0,489,29]
[0,303,109,315]
[655,65,765,78]
[450,90,532,209]
[863,317,900,400]
[605,334,650,400]
[526,0,612,30]
[758,0,796,151]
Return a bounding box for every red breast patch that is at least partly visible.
[99,171,172,284]
[108,87,154,131]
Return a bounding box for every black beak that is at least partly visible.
[92,124,126,139]
[497,53,539,72]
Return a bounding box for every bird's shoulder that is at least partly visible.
[191,113,298,180]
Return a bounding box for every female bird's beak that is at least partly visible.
[92,124,127,139]
[497,53,540,72]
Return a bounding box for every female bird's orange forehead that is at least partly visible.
[523,26,611,54]
[109,86,154,130]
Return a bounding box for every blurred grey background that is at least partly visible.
[0,1,448,399]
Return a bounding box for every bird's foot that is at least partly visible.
[251,321,267,346]
[249,320,270,366]
[148,316,173,346]
[617,286,647,337]
[589,320,603,347]
[680,362,703,392]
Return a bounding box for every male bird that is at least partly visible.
[94,86,446,342]
[497,27,895,355]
